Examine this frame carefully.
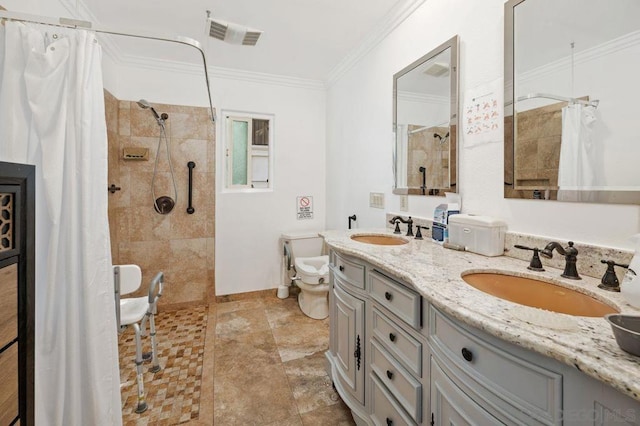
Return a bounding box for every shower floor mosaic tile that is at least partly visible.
[119,306,207,424]
[118,291,355,425]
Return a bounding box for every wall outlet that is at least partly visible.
[369,192,385,209]
[400,195,408,212]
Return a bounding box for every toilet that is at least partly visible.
[281,232,330,319]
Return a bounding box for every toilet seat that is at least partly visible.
[295,255,329,284]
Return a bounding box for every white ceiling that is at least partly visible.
[79,0,408,82]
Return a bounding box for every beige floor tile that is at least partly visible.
[216,298,266,315]
[272,320,330,362]
[299,400,356,426]
[214,329,280,376]
[215,306,271,337]
[283,352,341,415]
[264,296,321,329]
[265,415,304,425]
[214,363,298,425]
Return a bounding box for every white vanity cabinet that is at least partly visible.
[326,248,640,426]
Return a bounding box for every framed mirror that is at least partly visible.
[505,0,640,204]
[393,35,459,196]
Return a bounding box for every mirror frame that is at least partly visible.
[504,0,640,205]
[393,35,459,196]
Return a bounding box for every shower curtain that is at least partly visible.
[0,21,122,425]
[557,103,597,199]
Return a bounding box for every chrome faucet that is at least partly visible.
[389,216,413,237]
[540,241,581,280]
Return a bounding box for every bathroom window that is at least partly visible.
[224,111,274,190]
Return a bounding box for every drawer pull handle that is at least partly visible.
[339,265,344,272]
[389,333,396,342]
[386,370,394,380]
[386,418,393,426]
[461,347,473,362]
[384,291,393,301]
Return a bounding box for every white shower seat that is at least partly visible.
[113,264,164,414]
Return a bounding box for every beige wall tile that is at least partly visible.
[169,112,209,140]
[108,94,215,306]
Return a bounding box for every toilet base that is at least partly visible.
[297,281,329,320]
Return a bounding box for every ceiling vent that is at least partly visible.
[207,16,263,46]
[423,62,449,77]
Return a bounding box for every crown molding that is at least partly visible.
[398,91,448,104]
[519,30,640,86]
[57,0,325,90]
[56,0,424,91]
[325,0,427,87]
[119,53,325,90]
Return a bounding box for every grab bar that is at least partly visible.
[187,161,195,214]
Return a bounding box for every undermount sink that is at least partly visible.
[350,234,409,246]
[461,272,619,317]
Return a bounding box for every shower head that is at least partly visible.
[206,12,262,46]
[137,99,162,122]
[434,132,450,144]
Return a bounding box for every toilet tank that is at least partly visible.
[281,232,324,260]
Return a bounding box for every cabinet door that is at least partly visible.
[334,282,365,404]
[431,356,504,426]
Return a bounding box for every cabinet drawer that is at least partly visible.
[370,373,416,426]
[333,252,365,289]
[370,339,421,423]
[0,343,19,425]
[430,307,561,424]
[371,307,422,377]
[370,271,421,329]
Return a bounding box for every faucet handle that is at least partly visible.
[514,245,544,271]
[598,259,629,292]
[414,225,430,240]
[393,221,401,234]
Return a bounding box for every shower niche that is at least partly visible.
[0,161,35,425]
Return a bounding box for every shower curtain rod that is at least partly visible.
[511,92,599,108]
[0,10,216,123]
[408,122,449,135]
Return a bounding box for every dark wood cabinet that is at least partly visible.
[0,162,35,425]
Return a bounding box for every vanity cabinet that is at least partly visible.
[326,247,640,426]
[328,251,429,425]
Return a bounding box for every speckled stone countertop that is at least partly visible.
[321,228,640,402]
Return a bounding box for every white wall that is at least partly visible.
[327,0,640,249]
[213,78,326,296]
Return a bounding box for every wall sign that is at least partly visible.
[296,196,313,220]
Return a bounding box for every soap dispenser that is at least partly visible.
[620,234,640,308]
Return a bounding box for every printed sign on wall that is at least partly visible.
[296,196,313,220]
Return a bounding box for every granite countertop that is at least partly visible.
[321,228,640,402]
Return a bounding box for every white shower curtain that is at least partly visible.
[0,21,122,425]
[557,103,597,198]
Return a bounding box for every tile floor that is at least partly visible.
[118,290,355,425]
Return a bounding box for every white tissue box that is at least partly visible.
[448,214,507,257]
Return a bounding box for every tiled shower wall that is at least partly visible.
[105,90,215,308]
[505,101,566,199]
[407,125,450,189]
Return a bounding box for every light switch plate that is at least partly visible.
[369,192,385,209]
[400,195,408,211]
